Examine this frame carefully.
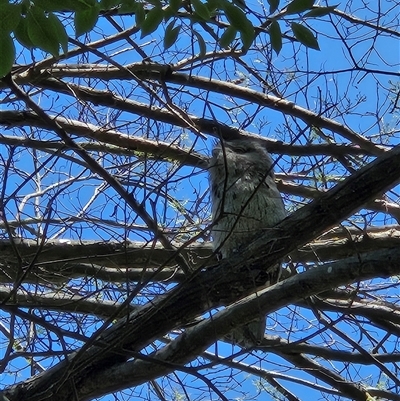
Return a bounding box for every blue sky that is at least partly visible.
[1,0,399,399]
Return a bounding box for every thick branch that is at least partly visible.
[0,111,206,168]
[43,65,388,155]
[0,286,136,318]
[4,144,400,400]
[0,108,380,160]
[1,227,400,285]
[64,247,400,401]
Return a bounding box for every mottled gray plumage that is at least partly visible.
[209,138,286,347]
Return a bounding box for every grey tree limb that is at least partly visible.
[3,143,400,400]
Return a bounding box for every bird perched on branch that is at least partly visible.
[209,137,286,347]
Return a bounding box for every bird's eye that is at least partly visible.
[234,147,248,154]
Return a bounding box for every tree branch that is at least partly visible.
[4,143,400,400]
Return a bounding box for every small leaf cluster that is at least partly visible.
[267,0,338,55]
[155,0,337,56]
[0,0,338,79]
[0,0,104,78]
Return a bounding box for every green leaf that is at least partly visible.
[14,17,35,48]
[48,12,68,54]
[169,0,181,12]
[140,6,164,38]
[239,23,254,50]
[193,29,206,57]
[291,22,319,50]
[0,32,15,78]
[191,0,211,20]
[119,0,136,13]
[135,3,146,26]
[267,0,280,13]
[304,5,338,17]
[232,0,246,10]
[20,0,30,14]
[163,6,174,21]
[74,4,100,36]
[146,0,161,6]
[222,1,254,49]
[0,2,21,35]
[286,0,314,15]
[223,2,246,29]
[164,20,180,49]
[206,0,220,13]
[34,0,79,12]
[27,6,60,56]
[100,0,121,10]
[268,19,282,54]
[219,25,237,48]
[76,0,97,8]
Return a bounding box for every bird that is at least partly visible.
[208,137,286,347]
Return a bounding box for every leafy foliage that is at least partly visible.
[291,22,319,50]
[286,0,315,15]
[0,0,337,76]
[268,19,282,54]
